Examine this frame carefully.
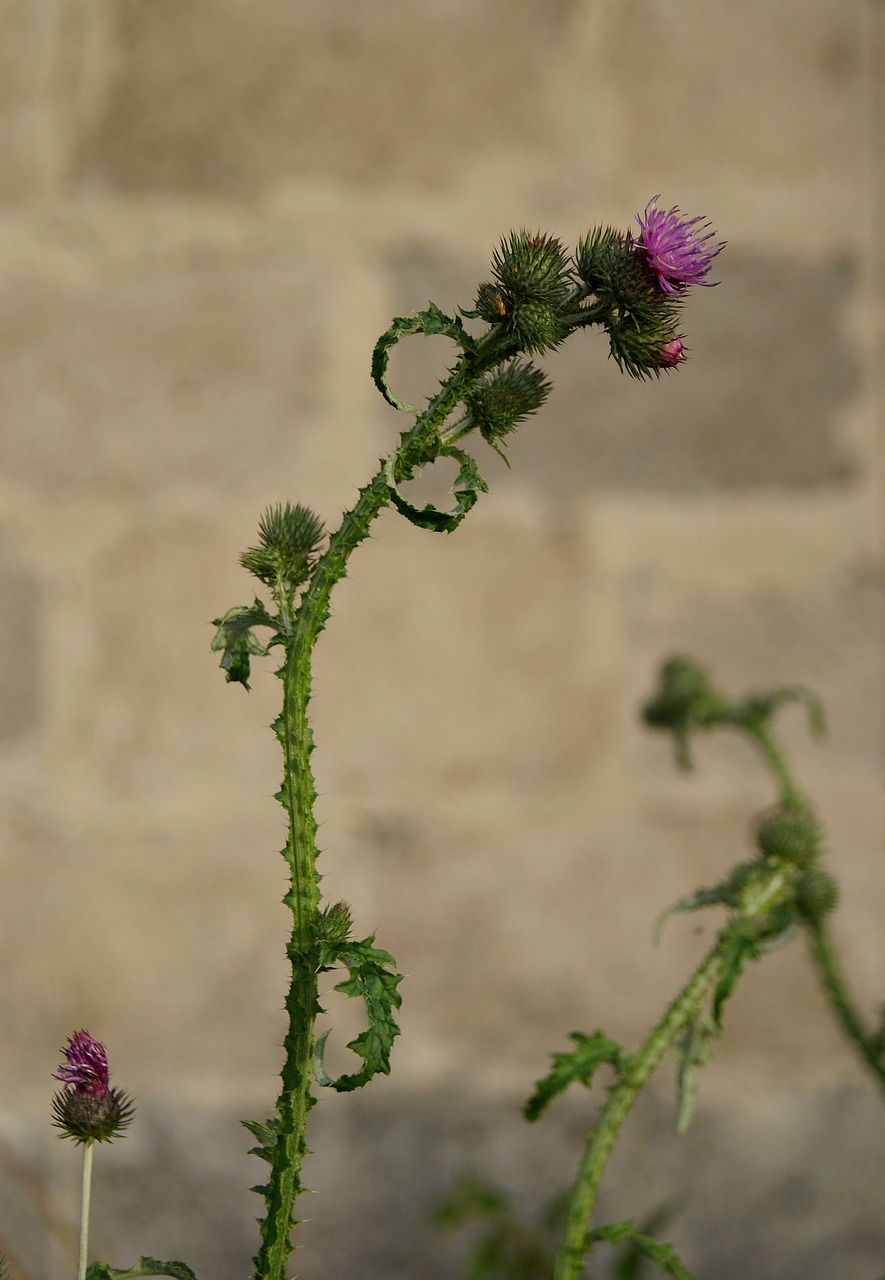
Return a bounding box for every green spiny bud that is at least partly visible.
[755,808,822,869]
[643,656,719,730]
[317,901,352,946]
[575,225,629,294]
[465,361,552,449]
[492,230,573,304]
[241,503,325,593]
[507,299,568,355]
[488,231,574,354]
[473,282,508,324]
[795,870,839,921]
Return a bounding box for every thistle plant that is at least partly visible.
[523,658,885,1280]
[208,199,726,1280]
[40,199,883,1280]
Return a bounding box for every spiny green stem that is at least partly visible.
[553,945,726,1280]
[806,919,885,1097]
[254,329,517,1280]
[77,1142,93,1280]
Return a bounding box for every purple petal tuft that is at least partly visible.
[636,197,725,294]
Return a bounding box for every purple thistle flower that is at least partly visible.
[53,1030,109,1099]
[636,197,725,295]
[52,1030,133,1144]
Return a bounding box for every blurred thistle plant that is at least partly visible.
[517,659,884,1280]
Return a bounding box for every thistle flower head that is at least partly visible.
[636,197,725,295]
[52,1030,134,1144]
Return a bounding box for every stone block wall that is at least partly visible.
[1,3,883,1278]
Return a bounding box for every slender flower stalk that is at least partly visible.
[807,920,885,1097]
[77,1143,94,1280]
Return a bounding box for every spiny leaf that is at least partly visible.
[712,923,760,1028]
[315,935,403,1091]
[653,884,730,944]
[524,1031,626,1122]
[385,446,488,533]
[85,1259,198,1280]
[242,1115,279,1165]
[609,1206,678,1280]
[740,685,826,739]
[589,1221,697,1280]
[210,600,276,689]
[674,1014,716,1135]
[371,304,476,413]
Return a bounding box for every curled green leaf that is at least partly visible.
[371,303,477,414]
[385,447,489,533]
[315,935,403,1091]
[653,885,730,944]
[210,600,276,689]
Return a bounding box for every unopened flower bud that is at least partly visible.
[657,337,688,371]
[643,657,718,730]
[473,282,508,323]
[795,870,839,922]
[317,901,353,946]
[240,503,325,593]
[465,361,551,449]
[488,231,574,354]
[755,808,822,869]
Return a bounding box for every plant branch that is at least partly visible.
[553,944,727,1280]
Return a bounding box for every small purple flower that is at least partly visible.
[636,197,725,295]
[53,1030,109,1099]
[52,1030,133,1144]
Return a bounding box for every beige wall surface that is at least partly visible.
[1,3,883,1278]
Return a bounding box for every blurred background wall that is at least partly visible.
[1,2,883,1277]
